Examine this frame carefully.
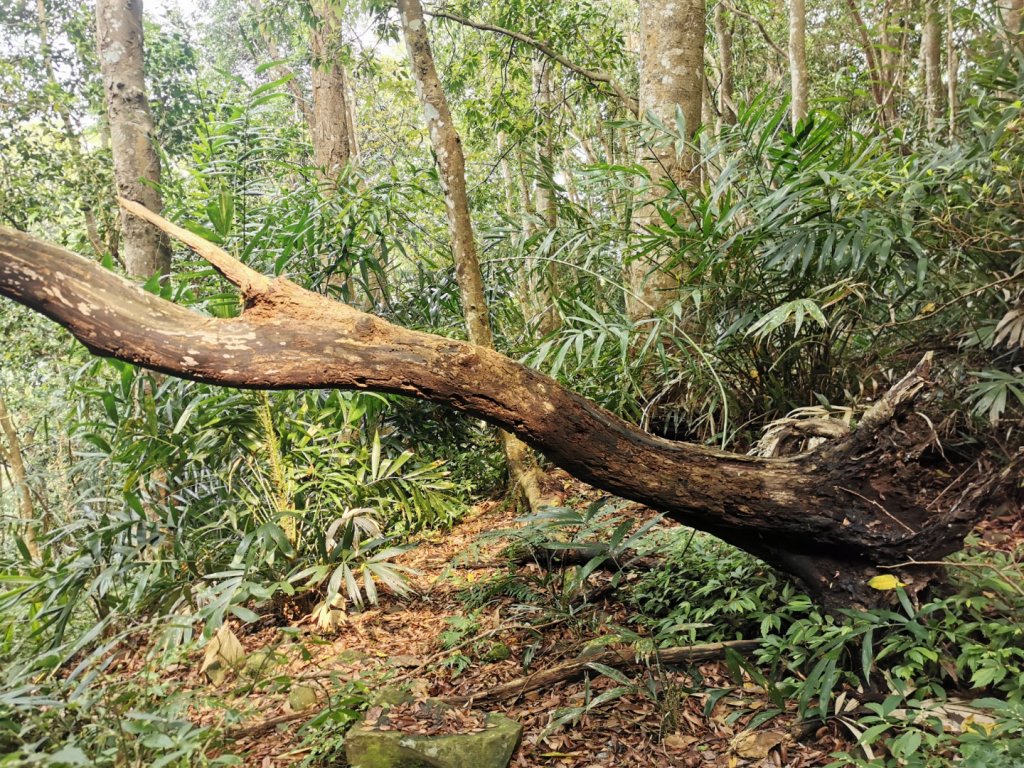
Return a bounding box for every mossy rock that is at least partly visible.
[345,712,522,768]
[370,684,415,708]
[244,650,283,676]
[480,642,510,663]
[337,649,371,664]
[288,684,319,712]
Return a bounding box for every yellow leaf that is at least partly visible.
[962,720,995,737]
[200,626,245,686]
[919,302,936,315]
[868,574,906,591]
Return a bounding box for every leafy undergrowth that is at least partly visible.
[4,476,1023,768]
[144,501,850,767]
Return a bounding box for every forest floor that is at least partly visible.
[140,475,879,768]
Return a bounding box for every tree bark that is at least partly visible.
[0,393,39,561]
[95,0,170,278]
[0,210,1008,608]
[922,0,943,131]
[946,0,957,139]
[396,0,550,509]
[788,0,808,128]
[1003,0,1023,47]
[626,0,705,321]
[715,2,737,126]
[309,2,358,173]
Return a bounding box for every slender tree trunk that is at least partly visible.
[530,57,560,336]
[396,0,550,509]
[879,4,911,128]
[788,0,808,128]
[0,394,39,561]
[715,2,736,126]
[36,0,105,258]
[96,0,170,278]
[1001,0,1023,46]
[922,0,943,131]
[497,133,517,218]
[344,68,360,164]
[246,0,315,130]
[844,0,892,127]
[626,0,705,321]
[309,2,356,175]
[946,0,957,139]
[497,133,532,309]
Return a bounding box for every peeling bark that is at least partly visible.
[0,210,1008,608]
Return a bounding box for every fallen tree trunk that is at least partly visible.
[444,639,760,704]
[0,203,1008,607]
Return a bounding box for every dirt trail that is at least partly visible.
[187,501,843,767]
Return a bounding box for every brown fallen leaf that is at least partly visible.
[731,728,787,759]
[664,732,700,751]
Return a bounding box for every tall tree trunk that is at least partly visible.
[309,2,357,174]
[922,0,943,131]
[715,2,736,126]
[0,393,39,561]
[2,219,1010,608]
[879,3,911,128]
[396,0,550,509]
[497,133,533,309]
[788,0,808,128]
[844,0,894,127]
[95,0,170,278]
[946,0,957,139]
[626,0,706,321]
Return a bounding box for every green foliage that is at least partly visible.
[297,678,371,767]
[966,369,1024,425]
[628,529,793,643]
[761,548,1024,766]
[470,499,661,620]
[0,671,241,767]
[623,529,1024,766]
